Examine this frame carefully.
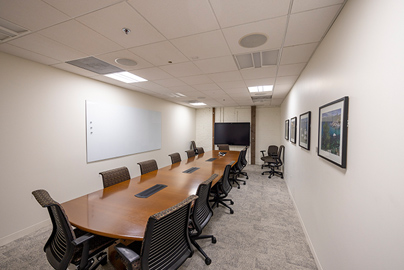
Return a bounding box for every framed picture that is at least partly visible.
[299,111,311,150]
[285,120,289,140]
[318,96,349,168]
[290,117,297,144]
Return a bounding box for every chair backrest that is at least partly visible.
[99,166,131,188]
[241,147,248,167]
[185,149,195,158]
[268,145,278,157]
[218,144,230,150]
[141,195,197,270]
[220,164,232,195]
[32,189,76,270]
[168,152,181,164]
[137,160,158,175]
[190,141,197,150]
[191,174,216,233]
[277,145,285,165]
[196,147,204,154]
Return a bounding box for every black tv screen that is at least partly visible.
[214,122,250,146]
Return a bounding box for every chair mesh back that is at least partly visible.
[185,149,195,158]
[143,195,197,270]
[268,145,278,156]
[32,190,75,270]
[196,147,204,154]
[99,166,130,188]
[221,165,232,195]
[169,153,181,164]
[190,141,197,150]
[193,175,216,230]
[278,145,285,165]
[138,160,158,175]
[241,148,248,167]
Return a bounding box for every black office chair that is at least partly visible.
[168,152,181,164]
[217,144,230,150]
[189,174,218,265]
[230,148,248,188]
[196,147,204,154]
[190,140,197,153]
[114,195,198,270]
[210,164,234,214]
[185,149,196,158]
[260,145,278,170]
[137,159,158,175]
[99,166,130,188]
[267,145,285,179]
[32,189,115,270]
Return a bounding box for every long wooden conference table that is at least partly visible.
[62,150,239,242]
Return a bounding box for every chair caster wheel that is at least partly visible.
[261,172,264,175]
[230,210,234,214]
[237,186,240,189]
[212,237,217,244]
[243,182,246,185]
[205,258,212,265]
[230,201,234,205]
[246,176,249,179]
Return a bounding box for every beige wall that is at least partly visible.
[281,0,404,269]
[0,52,196,245]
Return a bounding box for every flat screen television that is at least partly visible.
[214,122,250,146]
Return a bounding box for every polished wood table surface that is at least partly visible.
[62,150,239,241]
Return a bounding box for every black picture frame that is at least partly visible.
[318,96,349,168]
[290,117,297,144]
[285,120,289,140]
[299,111,311,150]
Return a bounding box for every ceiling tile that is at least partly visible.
[210,0,290,28]
[167,85,197,93]
[42,0,123,17]
[193,55,238,74]
[0,43,58,65]
[130,67,173,81]
[240,66,277,80]
[160,62,203,77]
[179,75,213,85]
[0,0,69,31]
[280,43,318,65]
[127,0,219,39]
[154,78,187,87]
[8,33,86,62]
[292,0,344,13]
[270,98,283,106]
[76,2,165,48]
[39,20,122,55]
[217,80,247,90]
[135,81,170,92]
[222,17,287,54]
[276,76,298,85]
[208,71,243,83]
[277,63,306,76]
[96,49,153,71]
[244,78,276,87]
[129,41,188,66]
[193,83,221,91]
[171,30,231,60]
[284,5,342,46]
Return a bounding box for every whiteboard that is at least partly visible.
[86,101,161,162]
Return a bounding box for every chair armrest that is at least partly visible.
[72,233,94,246]
[260,150,266,157]
[115,243,141,270]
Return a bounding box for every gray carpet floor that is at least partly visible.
[0,165,317,270]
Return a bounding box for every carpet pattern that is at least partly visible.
[0,165,317,270]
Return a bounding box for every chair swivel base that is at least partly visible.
[210,198,234,214]
[190,235,216,265]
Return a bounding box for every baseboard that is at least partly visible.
[0,219,50,246]
[285,183,323,270]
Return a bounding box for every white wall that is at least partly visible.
[281,1,404,269]
[0,52,196,245]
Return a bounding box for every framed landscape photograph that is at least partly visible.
[318,96,349,168]
[285,119,289,140]
[299,111,311,150]
[290,117,297,144]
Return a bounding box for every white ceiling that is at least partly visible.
[0,0,346,108]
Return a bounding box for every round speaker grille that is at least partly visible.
[239,33,268,48]
[115,58,137,66]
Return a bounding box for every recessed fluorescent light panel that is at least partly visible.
[105,71,147,83]
[248,85,273,92]
[189,102,206,106]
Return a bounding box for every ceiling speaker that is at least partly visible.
[239,33,268,48]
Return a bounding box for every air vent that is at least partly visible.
[0,18,29,42]
[234,50,279,70]
[66,57,123,75]
[251,95,272,102]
